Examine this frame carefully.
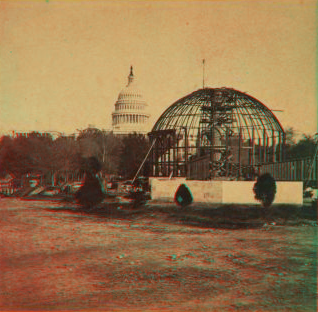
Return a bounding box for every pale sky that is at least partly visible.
[0,0,317,137]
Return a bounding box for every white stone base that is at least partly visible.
[149,178,303,205]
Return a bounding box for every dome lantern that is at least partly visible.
[127,65,134,86]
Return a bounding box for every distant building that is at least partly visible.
[112,66,150,135]
[10,131,54,139]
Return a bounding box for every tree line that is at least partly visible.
[0,128,150,183]
[284,128,317,161]
[0,127,316,182]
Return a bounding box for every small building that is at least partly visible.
[0,174,21,195]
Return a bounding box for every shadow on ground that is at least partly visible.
[46,200,317,230]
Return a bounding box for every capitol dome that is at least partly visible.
[112,67,150,134]
[149,87,285,178]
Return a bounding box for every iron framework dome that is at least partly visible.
[148,88,285,179]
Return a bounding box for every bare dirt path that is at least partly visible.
[0,198,317,311]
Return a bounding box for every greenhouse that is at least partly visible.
[148,88,285,180]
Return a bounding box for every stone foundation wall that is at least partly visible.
[149,178,303,205]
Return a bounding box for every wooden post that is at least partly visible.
[183,127,188,177]
[155,139,159,177]
[176,131,180,177]
[272,132,276,163]
[238,127,242,179]
[225,128,229,177]
[251,128,255,167]
[281,132,286,162]
[168,135,171,177]
[258,137,262,165]
[263,129,267,164]
[173,132,177,178]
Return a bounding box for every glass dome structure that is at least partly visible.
[148,88,285,179]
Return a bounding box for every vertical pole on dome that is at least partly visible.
[202,59,205,88]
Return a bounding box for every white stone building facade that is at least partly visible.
[112,67,150,135]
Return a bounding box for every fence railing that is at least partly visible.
[259,155,317,184]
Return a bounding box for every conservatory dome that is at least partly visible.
[149,87,285,179]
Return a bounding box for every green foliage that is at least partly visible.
[53,135,81,171]
[119,133,150,179]
[81,156,102,174]
[99,132,123,174]
[287,135,316,160]
[253,173,277,207]
[0,132,82,180]
[0,129,151,181]
[174,184,193,207]
[284,129,317,160]
[76,130,150,178]
[74,156,105,208]
[0,133,55,178]
[77,128,122,174]
[285,127,297,146]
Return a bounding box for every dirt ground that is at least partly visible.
[0,198,317,311]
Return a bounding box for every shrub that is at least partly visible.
[174,184,193,207]
[75,156,105,208]
[253,173,276,208]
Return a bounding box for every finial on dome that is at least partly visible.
[128,65,134,85]
[202,59,205,88]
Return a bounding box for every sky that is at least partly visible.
[0,0,317,138]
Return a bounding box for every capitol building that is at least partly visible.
[112,67,150,135]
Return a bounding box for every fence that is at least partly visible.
[259,155,317,185]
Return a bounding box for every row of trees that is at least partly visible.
[284,128,317,160]
[0,128,150,182]
[0,126,316,182]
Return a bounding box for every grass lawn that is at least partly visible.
[0,199,317,311]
